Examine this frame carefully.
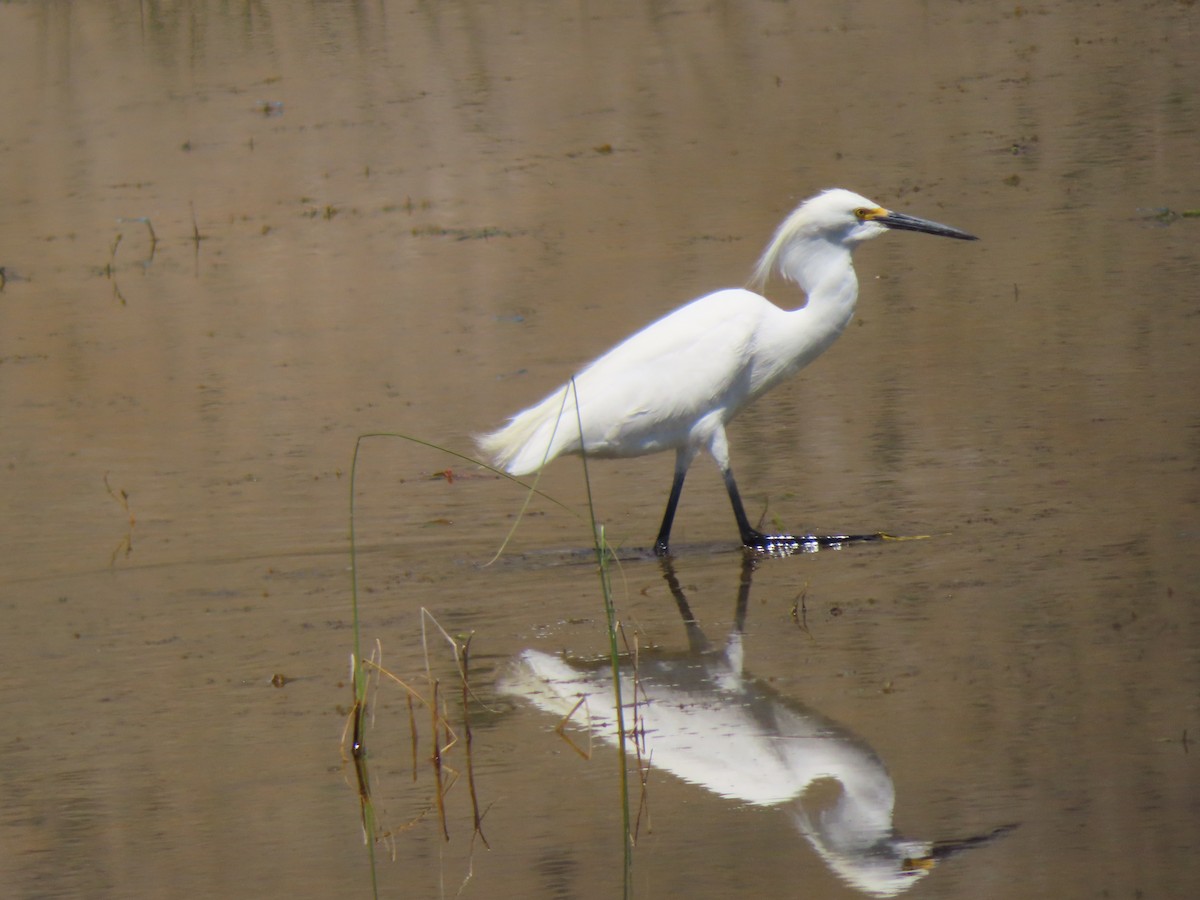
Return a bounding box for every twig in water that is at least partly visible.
[115,216,158,255]
[460,636,491,849]
[104,472,135,563]
[790,582,811,636]
[430,679,450,841]
[554,696,594,760]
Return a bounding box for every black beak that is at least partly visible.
[879,210,979,241]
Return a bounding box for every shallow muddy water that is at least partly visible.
[1,2,1198,897]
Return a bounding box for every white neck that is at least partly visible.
[748,241,860,396]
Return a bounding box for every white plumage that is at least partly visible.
[480,188,977,555]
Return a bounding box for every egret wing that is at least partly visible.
[570,289,766,455]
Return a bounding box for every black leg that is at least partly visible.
[722,466,804,555]
[654,451,690,557]
[718,454,888,556]
[721,465,768,546]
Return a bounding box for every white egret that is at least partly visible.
[480,188,977,555]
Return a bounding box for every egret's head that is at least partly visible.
[809,188,979,245]
[750,188,977,289]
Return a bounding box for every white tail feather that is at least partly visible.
[477,383,580,476]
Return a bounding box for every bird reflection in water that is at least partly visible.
[500,558,1013,897]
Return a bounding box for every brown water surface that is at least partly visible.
[1,2,1198,898]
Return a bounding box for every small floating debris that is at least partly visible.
[409,224,526,240]
[1138,207,1200,226]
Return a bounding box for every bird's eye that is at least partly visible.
[854,207,872,220]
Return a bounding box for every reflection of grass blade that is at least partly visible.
[461,636,491,849]
[619,624,653,843]
[103,472,135,564]
[340,648,380,899]
[407,694,418,782]
[553,695,595,760]
[430,679,449,841]
[570,378,634,896]
[348,443,379,895]
[346,436,378,894]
